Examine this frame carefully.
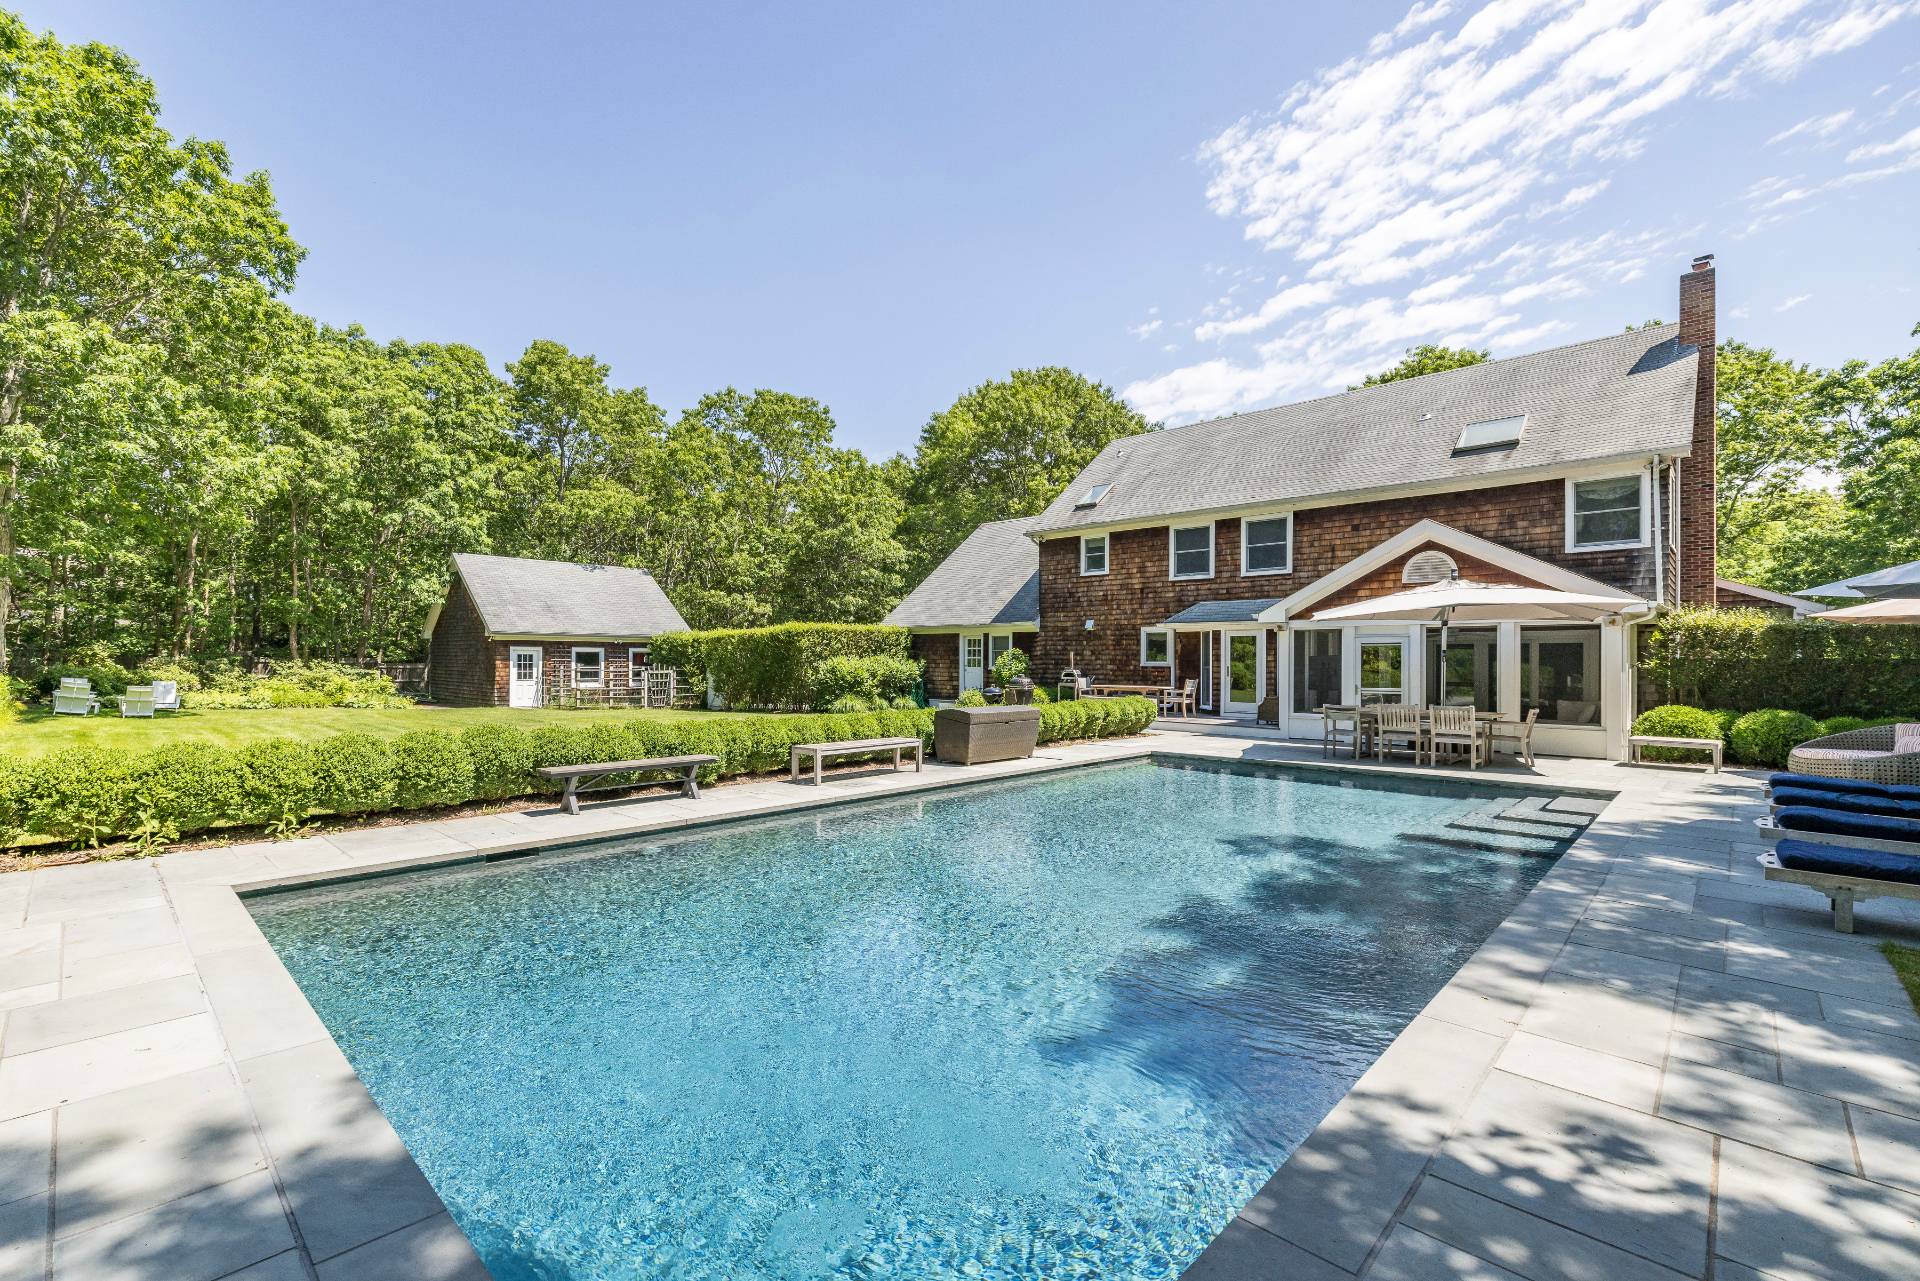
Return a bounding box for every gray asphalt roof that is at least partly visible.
[1030,325,1700,536]
[884,517,1041,629]
[1161,598,1285,626]
[453,553,688,637]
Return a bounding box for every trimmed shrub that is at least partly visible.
[990,648,1030,689]
[1708,709,1741,742]
[38,661,133,698]
[389,731,475,810]
[1815,715,1869,738]
[0,701,1151,851]
[956,689,988,708]
[235,740,320,833]
[811,654,920,711]
[28,748,138,846]
[461,726,536,801]
[1629,705,1725,764]
[315,733,397,815]
[1729,708,1822,768]
[129,743,247,845]
[1640,606,1920,719]
[651,623,912,710]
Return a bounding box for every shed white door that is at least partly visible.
[508,646,542,708]
[960,635,986,693]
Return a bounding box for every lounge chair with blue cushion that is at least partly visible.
[1766,772,1920,803]
[1760,838,1920,932]
[1769,787,1920,820]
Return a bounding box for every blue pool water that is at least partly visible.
[251,760,1580,1281]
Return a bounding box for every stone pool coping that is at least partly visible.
[0,729,1915,1279]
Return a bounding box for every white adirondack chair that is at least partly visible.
[118,685,157,718]
[151,680,181,712]
[52,678,99,716]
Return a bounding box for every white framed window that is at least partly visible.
[987,633,1014,665]
[628,645,649,672]
[1241,514,1292,576]
[1565,473,1650,551]
[1455,414,1526,452]
[1169,522,1214,580]
[513,650,538,683]
[1140,627,1172,667]
[1080,533,1108,576]
[571,646,604,688]
[1073,483,1112,510]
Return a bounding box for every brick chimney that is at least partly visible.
[1676,254,1716,606]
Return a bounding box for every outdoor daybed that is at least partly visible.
[1786,723,1920,787]
[1768,787,1920,819]
[1766,772,1920,802]
[1758,840,1920,932]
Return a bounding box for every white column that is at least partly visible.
[1600,619,1628,761]
[1497,621,1522,719]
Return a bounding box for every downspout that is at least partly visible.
[1649,456,1666,608]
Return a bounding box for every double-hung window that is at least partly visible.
[1140,628,1172,667]
[1241,515,1291,575]
[1080,534,1108,576]
[571,647,604,688]
[1169,523,1213,580]
[1567,474,1649,550]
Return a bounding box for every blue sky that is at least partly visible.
[19,0,1920,452]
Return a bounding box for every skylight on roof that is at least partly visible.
[1073,482,1112,510]
[1454,415,1526,452]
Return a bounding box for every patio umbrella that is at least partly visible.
[1813,596,1920,624]
[1801,558,1920,600]
[1310,579,1639,648]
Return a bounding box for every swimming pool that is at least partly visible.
[251,759,1590,1281]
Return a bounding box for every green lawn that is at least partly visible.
[1884,943,1920,1016]
[2,704,764,759]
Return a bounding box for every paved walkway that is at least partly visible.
[0,729,1913,1280]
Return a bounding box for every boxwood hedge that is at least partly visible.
[0,697,1157,849]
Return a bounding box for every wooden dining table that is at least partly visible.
[1086,682,1174,698]
[1321,704,1505,763]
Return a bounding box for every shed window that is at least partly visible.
[1170,524,1213,579]
[572,647,604,688]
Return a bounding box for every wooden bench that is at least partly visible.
[534,755,718,815]
[1629,735,1722,772]
[790,737,923,786]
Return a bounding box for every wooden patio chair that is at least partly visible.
[1488,708,1540,767]
[1374,704,1427,765]
[151,679,181,712]
[1429,705,1487,770]
[1158,679,1198,718]
[118,685,157,718]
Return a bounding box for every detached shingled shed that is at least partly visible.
[423,553,689,707]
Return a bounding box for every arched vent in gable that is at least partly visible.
[1402,550,1458,585]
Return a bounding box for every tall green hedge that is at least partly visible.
[651,623,913,710]
[1639,607,1920,719]
[0,697,1157,850]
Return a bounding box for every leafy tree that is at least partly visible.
[1714,340,1847,550]
[507,340,620,501]
[0,11,300,671]
[1354,344,1489,388]
[903,367,1151,581]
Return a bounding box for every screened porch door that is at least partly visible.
[1221,630,1263,715]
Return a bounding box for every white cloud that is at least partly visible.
[1846,123,1920,162]
[1128,318,1164,339]
[1767,109,1855,144]
[1775,293,1814,311]
[1728,305,1753,319]
[1125,0,1919,423]
[1194,281,1339,341]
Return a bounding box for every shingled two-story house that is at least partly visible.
[898,256,1720,759]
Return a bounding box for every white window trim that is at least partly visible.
[1564,472,1652,553]
[1240,513,1293,577]
[1139,627,1173,668]
[1079,533,1109,576]
[571,646,605,689]
[1168,521,1216,581]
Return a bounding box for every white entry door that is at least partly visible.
[1222,631,1263,715]
[508,646,542,708]
[960,635,986,693]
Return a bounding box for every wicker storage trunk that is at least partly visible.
[934,706,1041,764]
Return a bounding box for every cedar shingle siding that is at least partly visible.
[1033,477,1664,686]
[426,580,500,706]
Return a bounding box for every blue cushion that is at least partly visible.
[1771,788,1920,820]
[1768,773,1920,801]
[1775,806,1920,843]
[1776,838,1920,884]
